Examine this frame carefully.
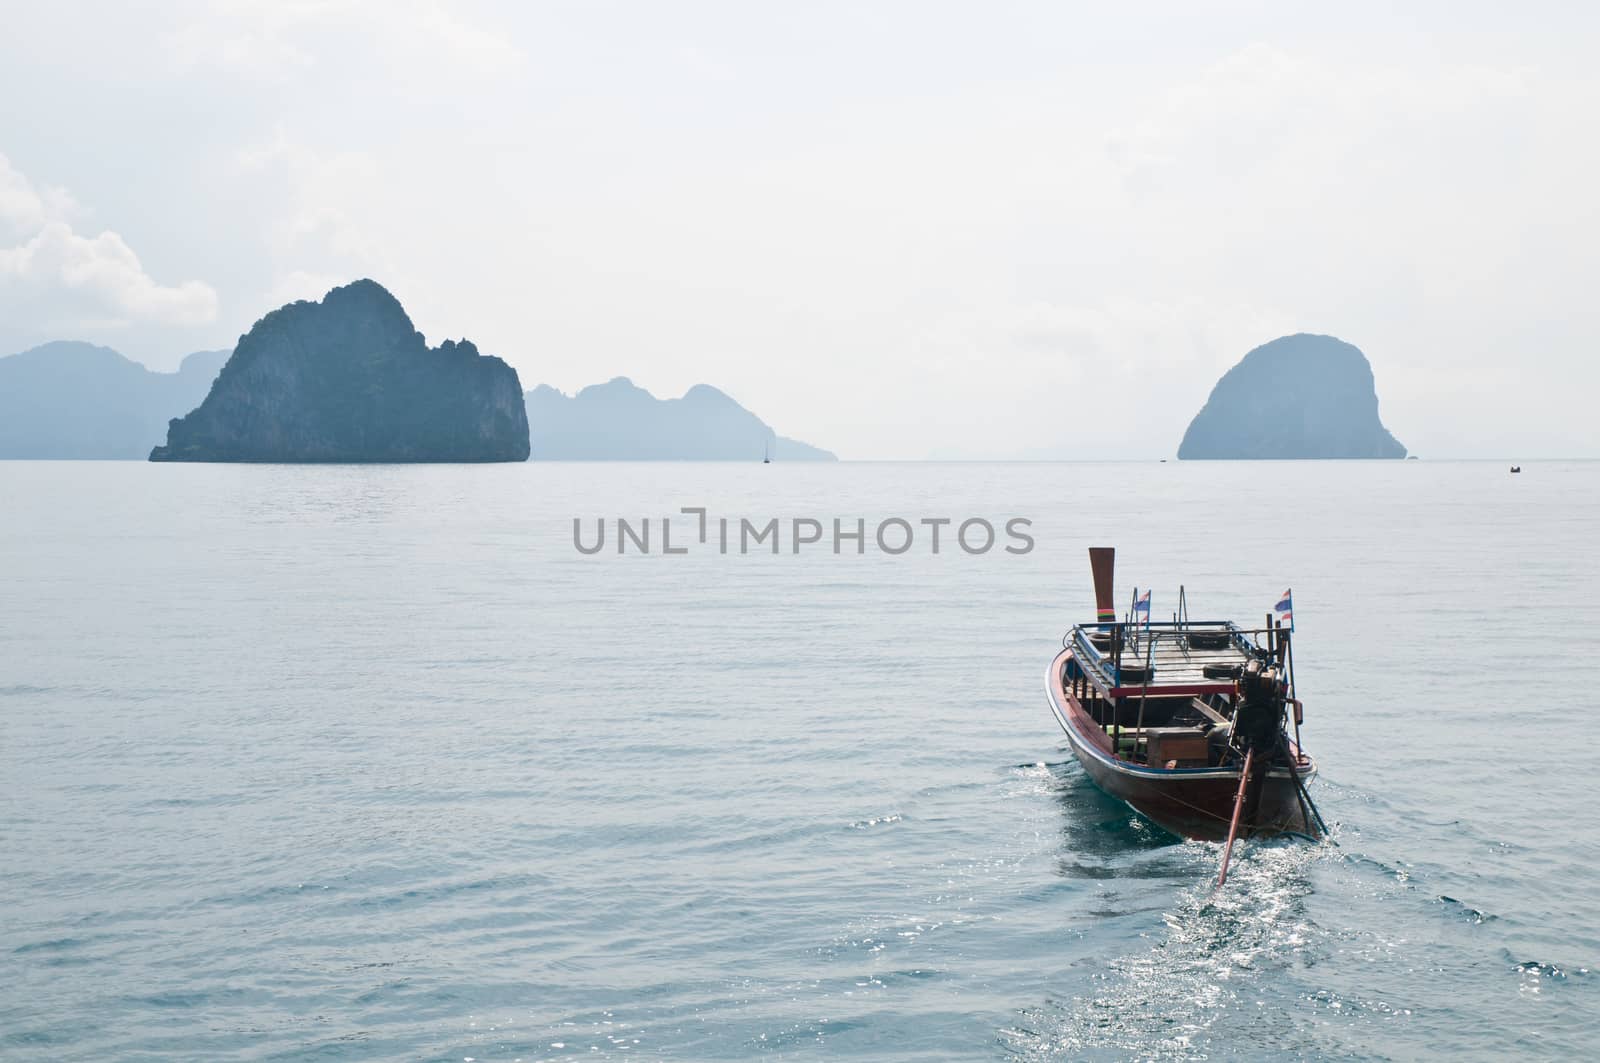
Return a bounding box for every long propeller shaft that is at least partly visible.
[1216,748,1255,887]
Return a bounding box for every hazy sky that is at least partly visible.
[3,2,1596,458]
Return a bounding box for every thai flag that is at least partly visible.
[1274,589,1294,630]
[1134,588,1151,627]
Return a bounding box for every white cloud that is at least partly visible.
[406,0,521,71]
[0,153,80,238]
[234,129,382,263]
[229,127,397,319]
[262,268,349,310]
[0,154,218,329]
[165,0,521,80]
[1110,43,1534,188]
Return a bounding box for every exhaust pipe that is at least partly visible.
[1089,547,1116,628]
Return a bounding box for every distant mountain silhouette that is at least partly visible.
[1178,333,1406,459]
[525,377,835,460]
[0,342,227,459]
[152,280,528,463]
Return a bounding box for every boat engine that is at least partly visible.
[1234,658,1287,827]
[1235,658,1287,751]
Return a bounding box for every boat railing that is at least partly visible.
[1062,618,1271,639]
[1064,620,1291,656]
[1065,618,1296,699]
[1065,620,1252,665]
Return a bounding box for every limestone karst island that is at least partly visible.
[0,279,832,464]
[1178,333,1407,459]
[0,343,227,459]
[3,283,1410,465]
[525,377,835,461]
[150,280,530,463]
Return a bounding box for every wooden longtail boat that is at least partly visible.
[1045,547,1323,842]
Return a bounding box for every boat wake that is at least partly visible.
[1001,839,1339,1060]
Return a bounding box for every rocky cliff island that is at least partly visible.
[151,280,528,463]
[525,377,835,460]
[1178,333,1406,459]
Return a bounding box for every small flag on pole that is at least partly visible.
[1274,589,1294,631]
[1134,588,1151,629]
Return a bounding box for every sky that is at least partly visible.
[2,1,1597,459]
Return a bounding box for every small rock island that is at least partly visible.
[1177,333,1406,459]
[151,280,529,463]
[525,377,835,460]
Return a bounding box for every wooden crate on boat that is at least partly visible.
[1147,730,1209,768]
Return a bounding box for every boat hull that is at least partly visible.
[1046,648,1318,841]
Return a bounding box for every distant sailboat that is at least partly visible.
[763,440,771,464]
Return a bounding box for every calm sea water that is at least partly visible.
[3,460,1597,1061]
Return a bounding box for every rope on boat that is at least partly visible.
[1290,766,1316,837]
[1289,757,1330,836]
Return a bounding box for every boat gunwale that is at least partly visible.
[1046,646,1316,783]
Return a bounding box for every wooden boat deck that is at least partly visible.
[1072,623,1258,697]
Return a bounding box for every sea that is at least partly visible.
[3,460,1597,1061]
